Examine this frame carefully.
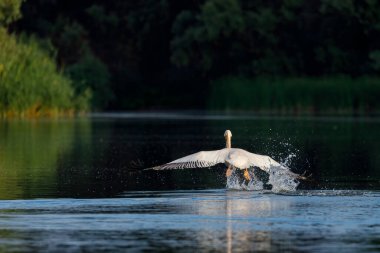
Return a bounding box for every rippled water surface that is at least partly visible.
[1,190,379,252]
[0,113,380,252]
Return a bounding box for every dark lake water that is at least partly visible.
[0,113,380,252]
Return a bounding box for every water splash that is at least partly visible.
[281,152,297,167]
[226,138,301,192]
[277,140,299,167]
[226,169,264,191]
[226,166,299,192]
[268,166,299,193]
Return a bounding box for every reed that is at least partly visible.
[0,28,90,117]
[209,76,380,115]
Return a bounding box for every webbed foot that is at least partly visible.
[226,166,233,177]
[243,168,251,181]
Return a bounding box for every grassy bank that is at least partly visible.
[0,28,90,117]
[209,76,380,115]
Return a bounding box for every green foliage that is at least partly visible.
[280,0,303,20]
[171,0,380,77]
[0,28,90,116]
[369,50,380,71]
[320,0,356,15]
[52,18,88,64]
[209,76,380,115]
[65,52,113,109]
[126,0,169,37]
[200,0,244,40]
[0,0,22,26]
[86,5,119,33]
[248,8,278,42]
[171,0,244,72]
[36,13,113,110]
[9,0,380,112]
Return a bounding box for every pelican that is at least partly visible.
[149,130,309,182]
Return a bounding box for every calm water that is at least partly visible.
[0,113,380,252]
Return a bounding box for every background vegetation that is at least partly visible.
[209,76,380,115]
[2,0,380,115]
[0,0,90,116]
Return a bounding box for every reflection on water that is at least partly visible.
[0,190,379,252]
[0,119,92,199]
[1,114,380,199]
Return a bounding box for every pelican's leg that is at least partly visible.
[226,165,233,177]
[243,168,251,181]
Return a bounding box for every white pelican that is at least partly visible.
[149,130,309,181]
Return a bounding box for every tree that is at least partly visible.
[0,0,22,27]
[171,0,244,75]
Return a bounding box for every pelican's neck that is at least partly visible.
[225,136,231,148]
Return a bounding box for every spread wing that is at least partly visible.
[243,150,286,172]
[244,150,310,180]
[148,149,229,170]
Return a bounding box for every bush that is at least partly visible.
[0,0,22,26]
[65,51,113,110]
[0,28,91,117]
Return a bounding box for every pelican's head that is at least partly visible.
[224,130,232,139]
[224,130,232,148]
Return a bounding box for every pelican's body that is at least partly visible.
[150,130,308,181]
